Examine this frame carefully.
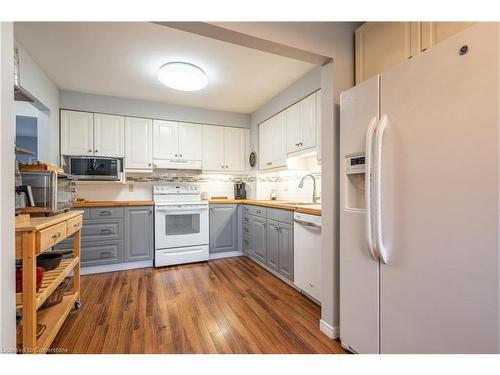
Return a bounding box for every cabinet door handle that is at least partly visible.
[95,149,98,153]
[266,162,272,166]
[179,154,182,158]
[295,143,300,147]
[299,142,303,146]
[88,149,92,153]
[175,154,178,157]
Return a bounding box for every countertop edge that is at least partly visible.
[208,199,321,216]
[74,200,155,208]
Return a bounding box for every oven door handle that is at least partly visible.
[155,206,208,213]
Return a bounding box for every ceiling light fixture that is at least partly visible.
[157,62,208,91]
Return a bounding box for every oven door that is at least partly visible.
[155,204,209,249]
[56,175,76,212]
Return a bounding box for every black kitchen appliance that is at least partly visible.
[234,182,246,199]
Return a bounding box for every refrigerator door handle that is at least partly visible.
[365,116,378,260]
[374,114,389,264]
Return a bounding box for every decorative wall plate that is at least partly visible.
[249,151,257,168]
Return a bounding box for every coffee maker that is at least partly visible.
[234,182,246,199]
[15,160,34,215]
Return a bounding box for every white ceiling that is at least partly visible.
[14,22,317,114]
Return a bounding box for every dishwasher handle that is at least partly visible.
[294,218,321,229]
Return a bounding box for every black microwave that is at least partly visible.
[69,156,121,181]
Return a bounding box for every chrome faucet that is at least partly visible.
[298,174,320,204]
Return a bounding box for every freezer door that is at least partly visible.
[339,75,380,353]
[379,23,500,353]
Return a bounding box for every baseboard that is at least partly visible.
[81,260,153,275]
[319,319,339,339]
[209,251,243,260]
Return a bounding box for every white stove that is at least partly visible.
[153,185,209,267]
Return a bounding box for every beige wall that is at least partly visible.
[215,22,359,336]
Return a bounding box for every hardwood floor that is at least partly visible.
[51,256,347,354]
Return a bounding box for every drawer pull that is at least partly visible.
[99,210,112,216]
[244,240,249,245]
[73,223,80,228]
[100,251,113,258]
[244,228,249,232]
[244,217,249,222]
[256,210,262,214]
[51,232,61,240]
[100,229,113,234]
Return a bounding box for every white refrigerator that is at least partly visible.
[339,22,500,354]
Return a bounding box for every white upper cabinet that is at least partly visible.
[316,90,322,163]
[61,110,124,157]
[202,125,225,171]
[178,122,202,160]
[93,113,125,157]
[420,22,476,52]
[298,92,317,151]
[224,127,245,172]
[125,117,153,170]
[153,120,178,159]
[202,125,245,173]
[259,111,286,170]
[356,22,477,84]
[153,120,202,160]
[60,110,94,156]
[355,22,415,84]
[285,102,301,153]
[285,92,317,155]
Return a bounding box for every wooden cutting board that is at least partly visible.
[20,162,64,173]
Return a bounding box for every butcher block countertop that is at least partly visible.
[74,200,155,208]
[208,199,321,216]
[15,210,85,232]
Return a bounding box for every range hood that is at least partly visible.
[14,47,34,103]
[153,159,202,170]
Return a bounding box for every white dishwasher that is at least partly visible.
[293,212,322,302]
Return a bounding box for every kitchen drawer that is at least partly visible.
[90,207,124,219]
[81,219,123,242]
[81,240,123,267]
[66,215,83,236]
[242,205,266,218]
[266,207,293,224]
[37,222,67,253]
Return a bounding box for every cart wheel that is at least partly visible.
[74,300,82,310]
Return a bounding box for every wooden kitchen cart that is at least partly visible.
[15,210,84,354]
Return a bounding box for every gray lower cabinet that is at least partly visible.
[277,222,294,280]
[124,206,154,262]
[80,241,124,266]
[209,204,238,253]
[250,216,267,263]
[243,205,294,282]
[54,205,153,268]
[266,219,279,271]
